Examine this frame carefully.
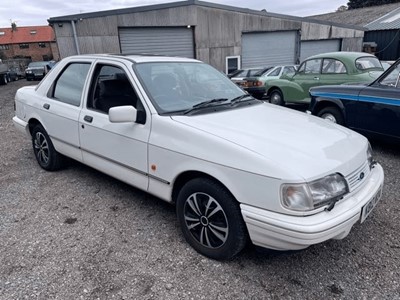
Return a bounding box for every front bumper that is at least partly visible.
[241,163,384,251]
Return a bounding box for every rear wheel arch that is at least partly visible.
[268,87,285,105]
[28,118,42,135]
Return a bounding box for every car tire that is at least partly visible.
[317,107,344,126]
[176,177,248,260]
[269,89,284,106]
[32,124,63,171]
[1,74,8,85]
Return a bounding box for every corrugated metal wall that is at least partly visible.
[300,39,341,61]
[119,27,195,58]
[364,30,400,61]
[241,31,298,67]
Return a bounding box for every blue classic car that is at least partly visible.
[309,58,400,141]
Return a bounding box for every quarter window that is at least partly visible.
[53,63,91,106]
[268,67,281,77]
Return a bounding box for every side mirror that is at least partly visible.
[109,105,137,123]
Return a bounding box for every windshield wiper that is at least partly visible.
[183,98,228,115]
[229,94,254,104]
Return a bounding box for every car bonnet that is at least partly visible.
[171,103,367,181]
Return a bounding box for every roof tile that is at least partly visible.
[0,26,55,44]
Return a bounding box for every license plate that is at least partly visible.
[360,185,382,223]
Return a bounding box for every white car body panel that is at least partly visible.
[12,54,385,254]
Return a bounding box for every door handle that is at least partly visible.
[43,103,50,110]
[314,77,320,81]
[84,115,93,123]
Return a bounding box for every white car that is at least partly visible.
[13,54,384,260]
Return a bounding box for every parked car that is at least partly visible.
[7,67,19,81]
[0,60,8,85]
[13,54,384,260]
[10,66,25,79]
[239,65,297,99]
[308,57,400,142]
[25,61,52,81]
[228,67,268,85]
[265,52,384,106]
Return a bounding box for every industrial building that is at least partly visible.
[48,0,365,73]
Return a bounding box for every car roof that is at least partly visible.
[68,53,200,64]
[305,51,377,61]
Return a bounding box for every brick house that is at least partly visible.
[0,25,59,62]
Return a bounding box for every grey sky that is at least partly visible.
[0,0,348,28]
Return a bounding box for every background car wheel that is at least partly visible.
[32,124,63,171]
[269,89,284,106]
[317,107,344,126]
[1,74,8,85]
[176,178,248,260]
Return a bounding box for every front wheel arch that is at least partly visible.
[316,105,345,126]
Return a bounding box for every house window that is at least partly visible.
[0,44,9,50]
[19,43,29,49]
[226,56,241,75]
[38,42,46,48]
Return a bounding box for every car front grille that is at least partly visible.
[345,161,370,192]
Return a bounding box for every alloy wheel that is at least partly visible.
[183,192,229,249]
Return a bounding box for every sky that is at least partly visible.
[0,0,348,28]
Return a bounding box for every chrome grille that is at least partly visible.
[345,161,370,192]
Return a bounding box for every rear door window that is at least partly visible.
[52,63,91,106]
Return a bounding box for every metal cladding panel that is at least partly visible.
[241,31,297,68]
[364,30,400,61]
[300,39,341,61]
[119,27,194,58]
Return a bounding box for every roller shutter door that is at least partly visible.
[119,27,195,58]
[241,31,297,68]
[300,40,341,61]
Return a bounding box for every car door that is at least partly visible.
[290,58,322,101]
[354,63,400,139]
[41,61,92,162]
[320,58,349,85]
[79,60,151,190]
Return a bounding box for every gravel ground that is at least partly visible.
[1,80,400,300]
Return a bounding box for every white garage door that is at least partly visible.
[300,39,341,61]
[119,27,195,58]
[241,31,298,68]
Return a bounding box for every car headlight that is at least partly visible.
[281,173,349,211]
[26,70,32,74]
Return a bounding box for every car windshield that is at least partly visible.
[135,62,247,114]
[28,62,49,68]
[355,57,383,71]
